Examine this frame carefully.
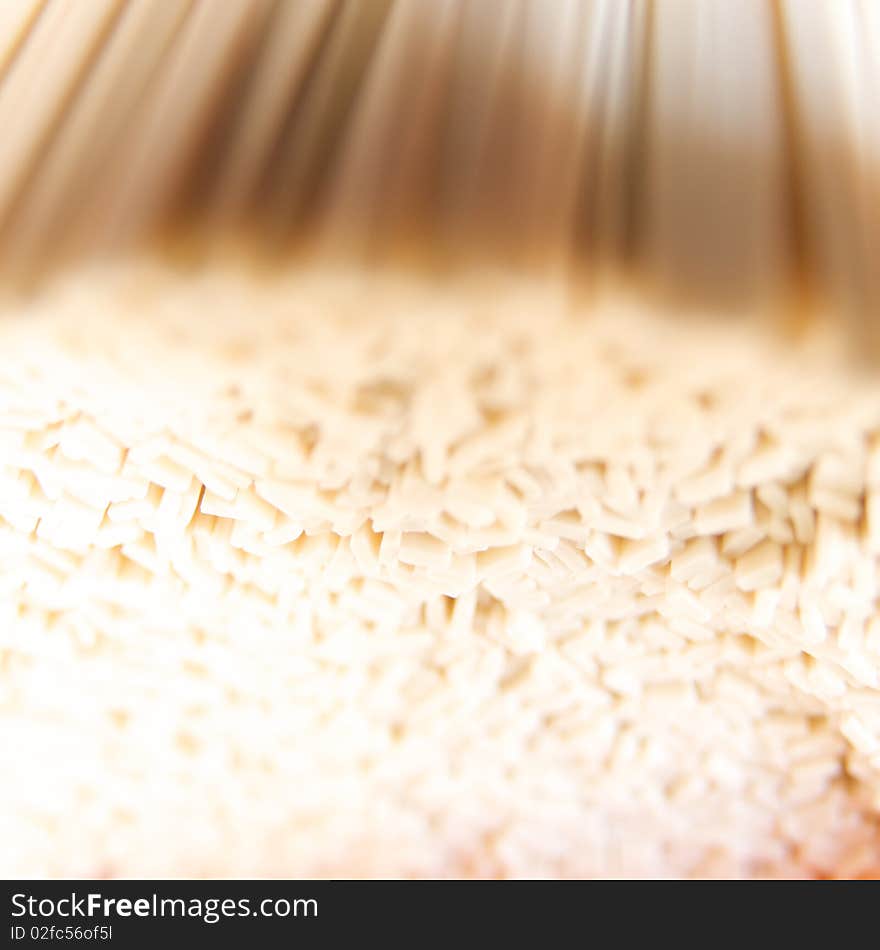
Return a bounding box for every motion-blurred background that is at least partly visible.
[0,0,877,327]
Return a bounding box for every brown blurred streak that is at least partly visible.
[175,0,342,236]
[0,0,129,252]
[165,0,286,233]
[0,0,49,85]
[254,0,395,242]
